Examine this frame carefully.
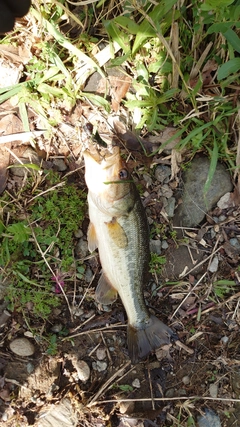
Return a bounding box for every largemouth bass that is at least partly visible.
[83,145,176,363]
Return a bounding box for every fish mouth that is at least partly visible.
[83,146,120,167]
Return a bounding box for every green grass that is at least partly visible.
[0,169,86,324]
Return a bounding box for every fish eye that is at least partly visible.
[119,169,128,180]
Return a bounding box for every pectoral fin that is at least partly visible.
[87,222,98,252]
[105,217,128,248]
[96,272,118,305]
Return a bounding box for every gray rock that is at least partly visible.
[84,266,93,283]
[209,382,218,398]
[150,239,161,254]
[230,238,240,251]
[53,158,68,172]
[9,337,35,357]
[165,197,176,218]
[174,156,232,227]
[92,360,107,372]
[75,238,88,258]
[161,240,169,250]
[197,408,221,427]
[155,165,171,183]
[208,256,219,273]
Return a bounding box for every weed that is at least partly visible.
[0,169,86,325]
[149,252,166,275]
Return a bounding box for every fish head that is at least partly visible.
[84,146,135,214]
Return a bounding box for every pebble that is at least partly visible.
[165,197,176,218]
[229,238,240,251]
[155,165,171,183]
[96,347,107,361]
[72,307,84,317]
[51,323,63,333]
[208,256,219,273]
[158,184,173,199]
[119,401,135,414]
[150,239,161,254]
[165,388,175,398]
[132,378,140,388]
[143,173,152,187]
[53,158,68,172]
[75,238,88,258]
[92,361,107,372]
[9,337,35,357]
[74,229,84,239]
[197,408,221,427]
[27,362,35,374]
[75,360,90,382]
[217,192,231,209]
[182,375,190,385]
[209,383,218,398]
[161,240,169,250]
[84,266,93,283]
[221,336,229,345]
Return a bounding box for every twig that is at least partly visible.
[89,395,240,407]
[87,361,131,406]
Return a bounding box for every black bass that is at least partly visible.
[83,146,176,363]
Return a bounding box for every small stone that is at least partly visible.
[74,229,84,238]
[182,375,190,385]
[132,378,140,388]
[119,401,135,414]
[221,336,229,345]
[51,323,63,333]
[161,240,169,250]
[178,388,187,396]
[96,347,107,361]
[217,192,231,209]
[229,238,240,251]
[143,173,152,187]
[165,197,176,218]
[9,337,35,357]
[72,307,84,317]
[158,184,173,199]
[75,360,90,382]
[150,239,161,254]
[155,165,171,183]
[209,383,218,398]
[75,238,88,258]
[26,363,35,374]
[53,158,68,171]
[92,361,107,372]
[208,256,219,273]
[165,388,175,398]
[197,408,221,427]
[84,267,93,283]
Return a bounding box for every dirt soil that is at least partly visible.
[0,104,240,427]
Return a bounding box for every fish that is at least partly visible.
[83,145,177,363]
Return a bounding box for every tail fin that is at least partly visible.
[127,315,177,364]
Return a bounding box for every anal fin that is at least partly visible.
[96,271,118,305]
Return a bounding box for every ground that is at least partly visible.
[0,1,240,426]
